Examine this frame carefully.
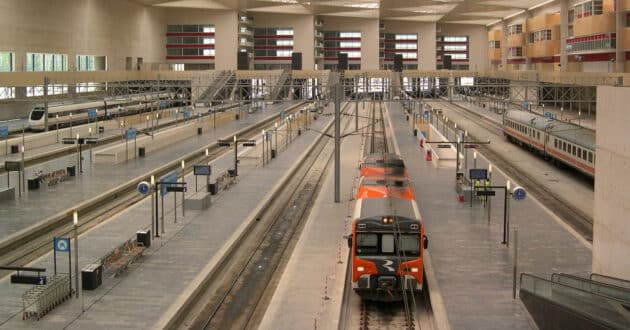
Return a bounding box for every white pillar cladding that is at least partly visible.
[616,0,625,73]
[501,20,508,70]
[593,86,630,280]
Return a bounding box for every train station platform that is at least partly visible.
[0,103,293,239]
[0,102,332,329]
[388,102,592,329]
[259,102,367,329]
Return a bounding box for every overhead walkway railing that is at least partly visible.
[519,273,630,329]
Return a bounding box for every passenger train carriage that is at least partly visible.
[502,110,595,178]
[359,153,409,178]
[29,92,178,131]
[347,197,428,301]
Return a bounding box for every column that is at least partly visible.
[616,1,625,73]
[502,20,508,70]
[560,0,568,71]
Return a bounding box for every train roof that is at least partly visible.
[505,110,595,150]
[358,197,417,220]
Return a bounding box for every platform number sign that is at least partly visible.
[54,237,70,252]
[512,186,526,201]
[0,126,8,137]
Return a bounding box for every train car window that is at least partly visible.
[356,234,378,255]
[563,142,567,152]
[577,148,582,158]
[399,235,421,256]
[554,139,557,148]
[583,151,588,161]
[381,235,395,254]
[537,132,540,140]
[572,145,576,156]
[588,152,593,163]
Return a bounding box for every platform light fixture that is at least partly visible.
[181,160,185,170]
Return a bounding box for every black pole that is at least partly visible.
[234,142,238,176]
[68,243,72,293]
[53,239,57,275]
[155,189,160,237]
[502,187,508,244]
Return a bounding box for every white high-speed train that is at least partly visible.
[29,92,180,131]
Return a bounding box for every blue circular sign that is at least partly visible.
[512,186,526,201]
[137,181,151,195]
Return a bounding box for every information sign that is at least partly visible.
[160,100,167,109]
[193,165,211,176]
[125,128,137,141]
[0,126,9,138]
[469,168,488,180]
[476,190,496,197]
[166,186,186,193]
[183,111,191,119]
[4,161,20,171]
[54,237,70,252]
[88,108,97,119]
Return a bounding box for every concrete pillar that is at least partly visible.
[560,0,568,71]
[525,11,533,70]
[593,86,630,279]
[501,20,508,70]
[616,1,625,72]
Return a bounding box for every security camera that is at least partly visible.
[610,58,616,63]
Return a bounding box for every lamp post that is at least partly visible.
[505,179,511,245]
[151,175,156,234]
[262,129,266,166]
[487,164,492,223]
[69,113,73,138]
[20,145,25,197]
[181,160,185,218]
[274,122,278,157]
[73,210,79,299]
[56,114,59,142]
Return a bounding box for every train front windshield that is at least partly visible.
[356,233,420,257]
[30,108,45,120]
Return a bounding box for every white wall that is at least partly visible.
[164,9,238,70]
[0,0,165,71]
[437,24,488,70]
[252,13,315,70]
[382,20,437,70]
[593,86,630,280]
[321,16,380,70]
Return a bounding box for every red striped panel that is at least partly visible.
[166,56,214,60]
[324,37,361,41]
[254,35,294,39]
[323,48,361,52]
[253,46,294,50]
[384,49,417,53]
[166,32,214,37]
[166,44,214,49]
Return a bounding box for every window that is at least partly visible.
[530,30,552,43]
[554,139,558,148]
[489,41,500,48]
[277,39,294,46]
[588,152,593,163]
[574,0,603,19]
[76,82,98,93]
[395,34,417,40]
[382,235,395,253]
[276,29,294,36]
[339,31,361,38]
[508,24,523,35]
[171,63,184,71]
[563,141,567,152]
[340,41,361,48]
[0,87,14,100]
[444,45,466,51]
[356,234,378,254]
[26,53,67,71]
[0,52,13,72]
[508,47,523,57]
[400,52,417,59]
[276,50,293,57]
[572,145,576,156]
[443,36,467,42]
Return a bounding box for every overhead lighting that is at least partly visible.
[528,0,555,11]
[347,2,379,9]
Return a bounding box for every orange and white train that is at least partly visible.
[347,153,428,301]
[502,110,595,178]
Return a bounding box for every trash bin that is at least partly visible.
[197,127,202,135]
[271,149,276,159]
[208,183,218,195]
[413,129,417,136]
[10,145,19,154]
[138,147,146,158]
[28,178,40,190]
[136,230,151,248]
[66,166,76,177]
[297,129,301,136]
[235,114,240,120]
[228,169,236,177]
[406,115,409,121]
[82,263,103,290]
[98,126,105,133]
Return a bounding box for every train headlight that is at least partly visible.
[357,266,365,272]
[410,267,419,273]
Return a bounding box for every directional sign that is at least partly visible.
[166,186,186,193]
[423,111,429,119]
[88,108,97,119]
[160,172,178,196]
[463,144,477,149]
[160,100,167,109]
[54,237,70,252]
[0,126,8,138]
[137,181,151,195]
[183,110,191,119]
[476,190,496,197]
[437,144,451,149]
[512,186,526,200]
[125,128,136,141]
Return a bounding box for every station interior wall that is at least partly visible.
[382,20,437,70]
[251,13,315,71]
[593,86,630,280]
[437,23,489,71]
[320,16,381,70]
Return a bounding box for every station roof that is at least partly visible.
[133,0,554,25]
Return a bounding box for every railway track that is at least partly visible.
[0,104,241,175]
[0,102,305,276]
[426,100,594,240]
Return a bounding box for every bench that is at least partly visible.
[36,169,68,188]
[102,239,146,277]
[215,170,236,191]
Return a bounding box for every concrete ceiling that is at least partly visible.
[133,0,553,24]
